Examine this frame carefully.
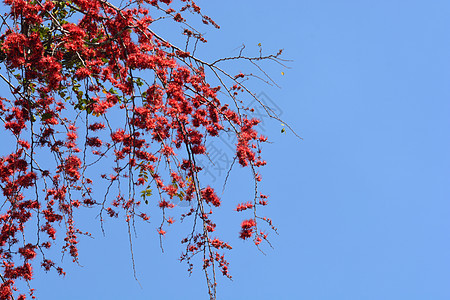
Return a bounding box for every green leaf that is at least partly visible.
[41,112,53,121]
[135,78,143,87]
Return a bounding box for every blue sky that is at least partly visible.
[13,0,450,299]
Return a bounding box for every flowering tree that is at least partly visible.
[0,0,293,299]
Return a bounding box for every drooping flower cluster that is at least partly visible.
[0,0,287,299]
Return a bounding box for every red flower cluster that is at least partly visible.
[201,186,221,207]
[235,202,254,212]
[239,219,257,240]
[158,200,175,209]
[62,156,82,181]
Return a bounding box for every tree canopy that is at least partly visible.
[0,0,290,299]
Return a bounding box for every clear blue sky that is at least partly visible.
[23,0,450,299]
